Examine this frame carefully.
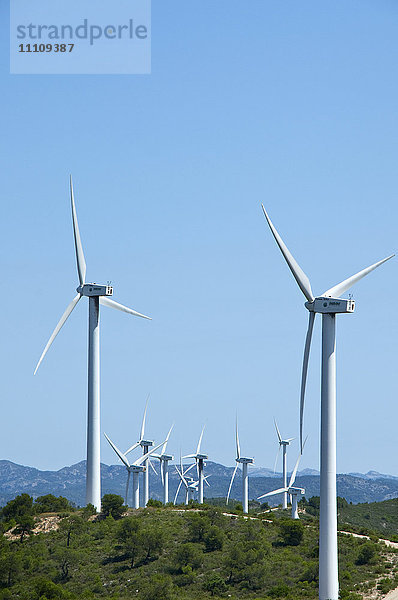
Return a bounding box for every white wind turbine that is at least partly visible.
[258,445,306,519]
[151,425,174,504]
[104,433,165,509]
[226,418,253,514]
[174,456,196,505]
[183,426,208,504]
[125,397,157,507]
[261,205,393,600]
[34,177,151,511]
[273,419,294,510]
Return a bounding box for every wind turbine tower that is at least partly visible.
[125,397,156,507]
[152,425,174,504]
[261,205,393,600]
[226,418,254,514]
[34,177,151,511]
[184,427,208,504]
[273,419,294,509]
[258,441,306,519]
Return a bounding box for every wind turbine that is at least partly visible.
[34,177,151,511]
[174,456,196,505]
[104,433,165,508]
[183,426,208,504]
[226,418,253,514]
[124,397,157,507]
[261,205,393,600]
[273,419,294,510]
[151,425,174,504]
[258,446,305,519]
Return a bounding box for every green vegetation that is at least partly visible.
[338,497,398,541]
[0,493,396,599]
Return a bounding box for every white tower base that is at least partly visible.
[86,296,101,511]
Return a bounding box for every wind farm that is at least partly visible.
[2,5,398,599]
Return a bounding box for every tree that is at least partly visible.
[279,518,304,546]
[140,573,173,600]
[186,513,209,542]
[204,525,224,552]
[0,550,22,586]
[1,494,33,521]
[116,517,142,568]
[101,494,125,519]
[203,573,228,596]
[140,524,165,562]
[14,515,35,543]
[59,514,85,547]
[173,542,203,572]
[34,494,72,514]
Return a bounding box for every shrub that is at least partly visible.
[140,573,173,600]
[356,542,377,565]
[278,519,304,546]
[173,542,203,572]
[203,573,227,596]
[146,499,163,508]
[204,525,224,552]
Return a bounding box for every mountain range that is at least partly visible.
[1,459,398,507]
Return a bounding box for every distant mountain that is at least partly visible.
[1,459,398,507]
[348,470,398,481]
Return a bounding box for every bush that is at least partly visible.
[278,519,304,546]
[173,542,203,572]
[146,499,163,508]
[140,573,173,600]
[356,541,377,565]
[203,573,227,596]
[204,525,224,552]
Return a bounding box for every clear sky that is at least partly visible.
[1,1,397,477]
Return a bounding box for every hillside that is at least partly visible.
[1,460,398,507]
[1,499,398,599]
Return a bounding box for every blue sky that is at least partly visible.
[1,1,397,477]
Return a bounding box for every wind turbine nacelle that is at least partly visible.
[288,486,305,495]
[238,457,254,464]
[309,297,355,314]
[196,454,208,460]
[80,284,113,297]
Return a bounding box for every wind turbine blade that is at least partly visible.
[160,461,164,486]
[148,459,157,475]
[104,433,130,469]
[288,438,307,488]
[182,454,196,459]
[174,480,182,505]
[235,418,241,460]
[70,176,86,286]
[99,296,151,320]
[140,395,150,441]
[300,311,315,452]
[322,254,394,298]
[175,465,188,487]
[196,426,205,455]
[274,418,282,444]
[34,294,81,374]
[258,487,288,500]
[204,475,211,487]
[273,445,281,474]
[285,438,295,443]
[185,463,196,475]
[124,441,140,455]
[261,205,314,303]
[133,439,166,466]
[161,424,174,455]
[226,463,239,504]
